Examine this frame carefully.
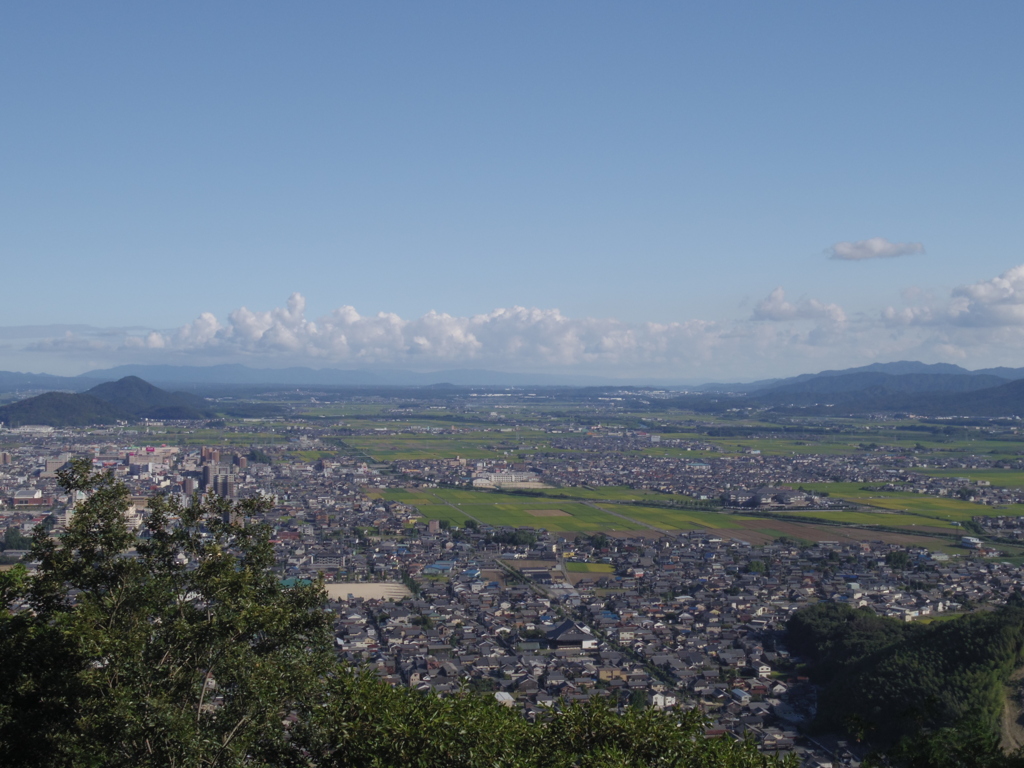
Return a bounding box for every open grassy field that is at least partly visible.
[379,488,646,532]
[384,488,733,533]
[805,482,974,515]
[372,489,471,526]
[855,496,1002,521]
[799,481,1024,525]
[914,469,1024,489]
[777,509,960,530]
[508,486,706,505]
[594,504,748,531]
[187,410,1024,462]
[565,562,615,573]
[293,450,340,462]
[378,487,963,548]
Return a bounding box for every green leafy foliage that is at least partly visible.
[298,685,790,768]
[0,460,332,767]
[0,376,281,427]
[0,391,125,427]
[786,602,905,683]
[247,448,273,465]
[2,526,31,550]
[789,602,1024,755]
[885,550,911,570]
[884,719,1023,768]
[488,529,538,546]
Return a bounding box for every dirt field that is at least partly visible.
[604,529,669,540]
[526,509,571,517]
[513,559,561,569]
[566,572,604,586]
[325,583,412,601]
[817,527,954,547]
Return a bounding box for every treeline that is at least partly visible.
[0,527,31,551]
[787,602,1024,758]
[487,528,538,546]
[247,447,274,464]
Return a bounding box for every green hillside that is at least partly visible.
[0,392,125,427]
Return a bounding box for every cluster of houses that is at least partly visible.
[323,526,1024,767]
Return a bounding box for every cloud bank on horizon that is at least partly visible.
[828,237,926,261]
[9,263,1024,380]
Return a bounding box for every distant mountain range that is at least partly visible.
[694,361,1024,394]
[696,362,1024,417]
[0,370,98,392]
[0,364,631,391]
[0,376,277,427]
[5,361,1024,419]
[740,377,1024,417]
[87,364,642,387]
[1,360,1023,393]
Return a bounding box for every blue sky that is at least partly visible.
[2,2,1023,380]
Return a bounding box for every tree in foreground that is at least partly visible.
[0,460,332,767]
[0,461,794,768]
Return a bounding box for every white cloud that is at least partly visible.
[828,237,925,261]
[752,287,798,320]
[881,305,935,326]
[20,270,1024,380]
[146,295,730,369]
[866,264,1024,371]
[947,265,1024,326]
[882,265,1024,329]
[11,291,873,378]
[752,287,846,326]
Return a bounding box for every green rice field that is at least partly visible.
[801,482,1024,524]
[379,487,784,535]
[777,509,960,530]
[564,562,615,573]
[594,504,750,531]
[379,488,646,532]
[510,486,705,505]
